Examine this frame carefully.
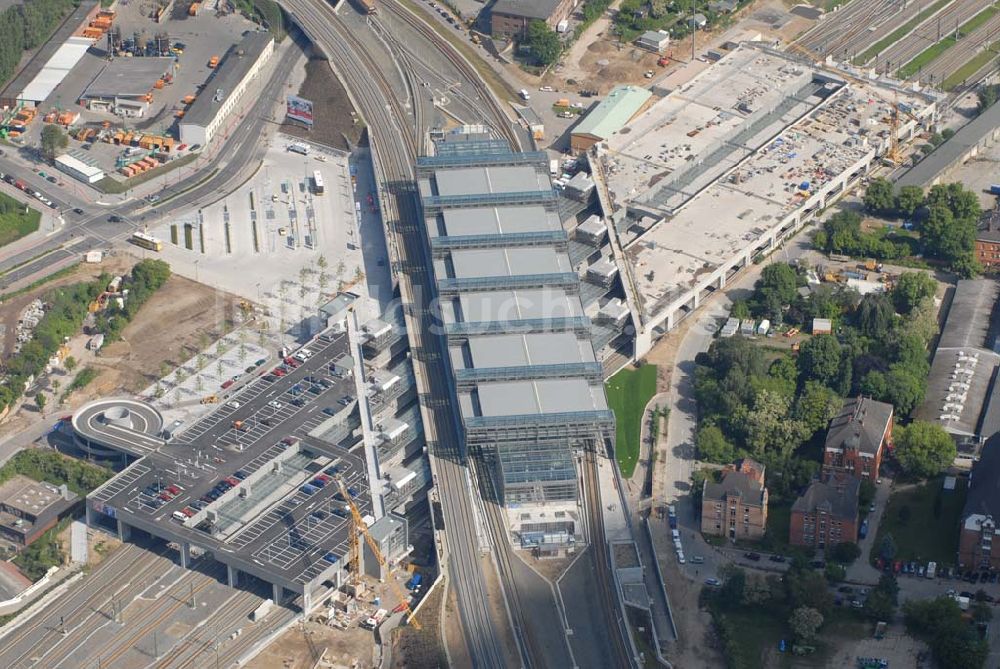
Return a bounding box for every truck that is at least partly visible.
[859,519,869,539]
[549,159,559,177]
[519,89,530,101]
[250,599,273,621]
[88,334,105,351]
[289,142,310,156]
[926,561,936,579]
[208,55,219,68]
[407,573,423,590]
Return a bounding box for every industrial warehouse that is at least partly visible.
[79,311,429,614]
[416,136,615,550]
[581,43,940,359]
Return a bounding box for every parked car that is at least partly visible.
[743,552,761,561]
[704,578,722,587]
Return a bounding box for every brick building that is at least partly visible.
[959,440,1000,569]
[976,208,1000,271]
[701,459,768,541]
[823,396,893,481]
[789,475,860,549]
[490,0,576,39]
[0,476,77,548]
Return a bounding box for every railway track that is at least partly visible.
[380,0,521,150]
[798,0,917,62]
[69,563,226,669]
[917,12,1000,83]
[0,543,173,669]
[151,589,260,669]
[877,0,986,72]
[583,449,633,668]
[286,0,511,665]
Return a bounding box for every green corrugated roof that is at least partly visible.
[572,85,653,140]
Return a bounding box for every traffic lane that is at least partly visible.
[848,477,893,583]
[134,42,300,218]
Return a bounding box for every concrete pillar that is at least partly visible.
[718,273,726,290]
[117,519,131,541]
[273,583,283,604]
[692,292,700,309]
[85,504,95,528]
[302,587,312,613]
[180,542,190,569]
[227,565,239,588]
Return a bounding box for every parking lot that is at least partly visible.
[89,326,372,585]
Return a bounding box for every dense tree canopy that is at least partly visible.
[892,271,937,314]
[904,597,988,669]
[524,20,561,66]
[894,421,957,477]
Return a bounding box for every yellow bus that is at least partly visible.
[130,231,163,252]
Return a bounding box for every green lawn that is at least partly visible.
[0,192,40,247]
[855,0,950,65]
[898,35,956,78]
[724,609,786,669]
[872,476,967,566]
[606,365,658,478]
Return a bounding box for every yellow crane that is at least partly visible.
[334,477,421,629]
[783,40,928,166]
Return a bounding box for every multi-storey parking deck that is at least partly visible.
[82,329,403,610]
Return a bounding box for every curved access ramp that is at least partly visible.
[71,398,165,458]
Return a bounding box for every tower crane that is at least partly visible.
[782,40,930,166]
[334,477,421,629]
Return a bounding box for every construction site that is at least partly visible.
[582,43,940,358]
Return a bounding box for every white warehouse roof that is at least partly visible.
[20,36,95,103]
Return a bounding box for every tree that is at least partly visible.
[64,356,77,373]
[40,124,68,160]
[971,599,993,624]
[863,178,895,215]
[756,263,800,308]
[792,381,841,434]
[891,271,937,315]
[864,589,896,621]
[730,300,750,320]
[896,185,925,218]
[859,370,888,400]
[35,392,46,414]
[879,534,897,561]
[904,597,989,669]
[824,562,846,582]
[788,607,824,643]
[525,20,561,66]
[884,364,926,416]
[696,425,735,463]
[797,335,842,387]
[895,421,957,477]
[855,293,895,338]
[830,541,861,564]
[786,569,834,616]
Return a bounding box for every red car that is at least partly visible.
[166,484,181,494]
[225,476,239,487]
[273,368,286,377]
[181,507,195,517]
[281,436,298,445]
[158,492,173,501]
[221,379,235,389]
[287,358,301,368]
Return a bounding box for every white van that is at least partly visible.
[519,89,530,101]
[172,511,187,522]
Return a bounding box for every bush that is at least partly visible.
[0,449,113,496]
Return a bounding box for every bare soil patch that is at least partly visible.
[246,618,377,669]
[391,581,445,668]
[89,274,243,397]
[281,59,366,151]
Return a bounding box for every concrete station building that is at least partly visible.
[577,43,938,361]
[415,134,615,551]
[178,32,273,147]
[78,319,423,613]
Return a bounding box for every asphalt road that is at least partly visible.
[0,39,303,289]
